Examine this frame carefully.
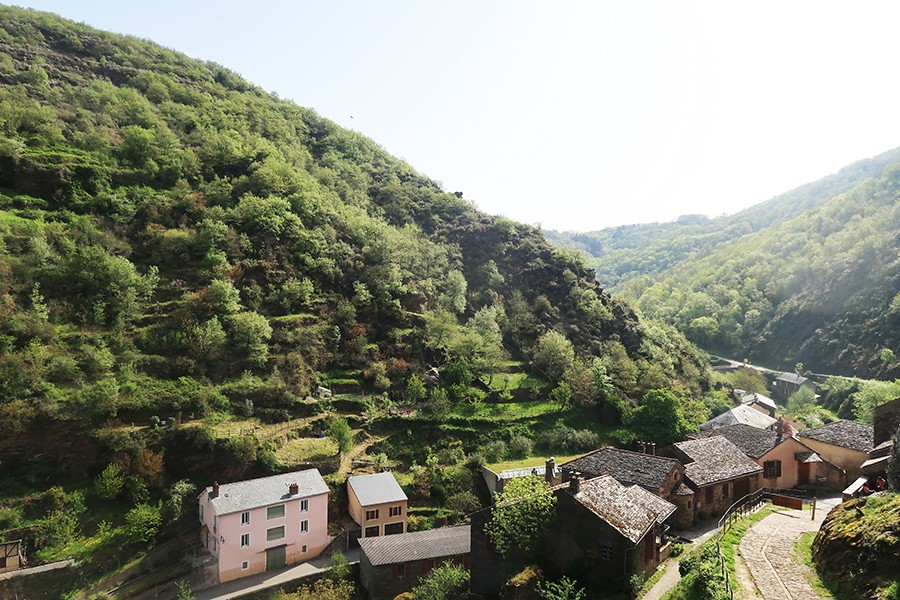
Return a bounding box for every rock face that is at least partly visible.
[811,494,900,599]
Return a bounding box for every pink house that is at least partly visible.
[198,469,331,583]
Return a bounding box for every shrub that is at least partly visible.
[482,440,507,463]
[124,502,162,544]
[508,434,533,458]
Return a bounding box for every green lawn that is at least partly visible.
[480,371,546,392]
[275,436,338,466]
[445,398,561,421]
[485,453,585,473]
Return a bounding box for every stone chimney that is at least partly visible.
[289,482,299,495]
[776,417,784,443]
[650,442,656,456]
[212,481,219,498]
[545,457,555,484]
[569,473,581,494]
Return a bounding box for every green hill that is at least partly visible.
[549,149,900,379]
[0,8,715,589]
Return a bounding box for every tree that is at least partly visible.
[412,563,470,600]
[728,367,770,395]
[628,389,690,447]
[95,463,125,500]
[124,502,162,543]
[485,476,556,559]
[440,270,467,314]
[327,418,353,454]
[537,576,586,600]
[229,311,272,366]
[532,331,575,383]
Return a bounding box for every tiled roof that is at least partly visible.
[570,475,676,544]
[870,439,894,459]
[674,437,762,487]
[700,404,777,431]
[688,424,779,458]
[776,372,810,385]
[348,472,408,506]
[204,469,328,516]
[675,483,694,496]
[799,420,874,453]
[794,451,822,463]
[561,447,679,491]
[359,525,470,566]
[742,392,777,412]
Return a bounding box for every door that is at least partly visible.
[798,461,810,485]
[266,545,286,571]
[733,478,750,499]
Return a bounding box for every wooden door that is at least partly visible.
[798,461,810,485]
[266,545,286,571]
[733,478,750,499]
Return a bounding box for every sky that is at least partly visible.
[11,1,900,231]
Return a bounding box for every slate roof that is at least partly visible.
[700,404,777,431]
[561,447,680,491]
[359,525,470,566]
[777,372,810,385]
[742,392,777,412]
[674,437,762,487]
[794,451,822,463]
[798,420,874,453]
[570,475,676,544]
[348,472,408,506]
[688,424,779,459]
[204,469,329,516]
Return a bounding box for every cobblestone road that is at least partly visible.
[737,498,838,600]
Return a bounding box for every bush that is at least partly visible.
[482,440,507,463]
[508,434,533,458]
[124,502,162,543]
[537,426,600,453]
[445,491,481,514]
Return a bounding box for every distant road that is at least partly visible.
[709,355,778,374]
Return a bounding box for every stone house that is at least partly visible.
[798,420,874,483]
[662,437,762,520]
[348,472,408,544]
[358,525,470,600]
[688,422,844,491]
[741,392,777,417]
[470,475,676,598]
[774,372,816,400]
[197,469,330,583]
[560,447,692,528]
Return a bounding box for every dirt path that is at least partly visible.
[737,499,838,599]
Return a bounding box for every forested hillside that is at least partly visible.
[549,150,900,379]
[0,8,716,585]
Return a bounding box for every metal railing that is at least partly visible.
[713,487,809,599]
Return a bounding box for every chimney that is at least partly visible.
[776,417,784,443]
[639,441,646,454]
[545,457,555,484]
[650,442,656,456]
[212,481,219,498]
[289,482,299,495]
[569,473,581,493]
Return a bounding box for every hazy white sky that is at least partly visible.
[12,1,900,230]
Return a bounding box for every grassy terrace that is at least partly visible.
[485,453,585,473]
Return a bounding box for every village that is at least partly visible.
[6,372,891,600]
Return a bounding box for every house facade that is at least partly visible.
[358,525,470,600]
[348,472,408,540]
[197,469,330,583]
[663,437,762,520]
[774,372,816,400]
[798,420,874,484]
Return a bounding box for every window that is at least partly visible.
[267,526,285,541]
[241,511,250,525]
[301,544,307,553]
[392,563,409,578]
[365,525,380,537]
[241,533,250,548]
[764,460,782,478]
[241,561,249,570]
[705,486,713,504]
[385,522,404,535]
[300,499,309,512]
[267,505,285,520]
[600,545,613,561]
[365,509,379,520]
[389,505,402,517]
[300,519,309,534]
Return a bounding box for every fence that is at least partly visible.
[713,487,812,599]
